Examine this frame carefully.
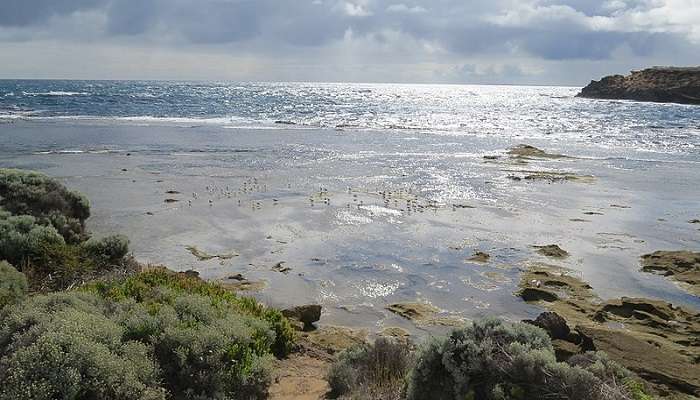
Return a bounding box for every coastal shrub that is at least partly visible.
[0,169,90,243]
[1,278,291,400]
[328,338,413,400]
[81,234,130,265]
[0,211,66,266]
[83,268,295,357]
[0,262,27,309]
[406,318,651,400]
[0,210,132,289]
[0,292,164,400]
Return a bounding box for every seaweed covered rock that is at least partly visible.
[577,67,700,105]
[640,250,700,296]
[0,169,90,243]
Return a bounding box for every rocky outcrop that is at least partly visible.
[282,304,322,331]
[577,67,700,105]
[641,250,700,296]
[517,264,700,398]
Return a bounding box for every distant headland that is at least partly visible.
[577,66,700,105]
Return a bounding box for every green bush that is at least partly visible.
[83,268,295,357]
[1,277,292,400]
[0,262,27,309]
[0,211,131,290]
[0,169,90,243]
[0,211,66,266]
[328,338,413,400]
[0,292,164,400]
[406,318,651,400]
[82,235,130,265]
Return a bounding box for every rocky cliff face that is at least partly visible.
[577,67,700,105]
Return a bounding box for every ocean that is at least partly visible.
[1,80,698,332]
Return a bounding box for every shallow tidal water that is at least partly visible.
[1,82,699,336]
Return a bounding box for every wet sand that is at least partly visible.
[1,120,698,336]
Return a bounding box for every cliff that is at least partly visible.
[577,67,700,105]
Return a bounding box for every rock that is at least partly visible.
[534,244,569,258]
[597,297,675,321]
[228,273,245,281]
[517,262,700,398]
[519,287,558,302]
[551,339,581,362]
[577,67,700,105]
[282,305,322,331]
[186,245,238,261]
[640,250,700,296]
[526,312,570,340]
[507,144,565,159]
[181,269,200,278]
[378,327,412,343]
[467,251,490,263]
[387,302,439,321]
[386,302,465,327]
[272,262,292,274]
[576,326,700,396]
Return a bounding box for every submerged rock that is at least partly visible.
[185,245,238,262]
[577,67,700,105]
[467,251,490,263]
[640,250,700,296]
[534,244,570,258]
[386,302,464,327]
[387,302,439,321]
[507,144,565,159]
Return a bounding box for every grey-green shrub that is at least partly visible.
[0,292,164,400]
[0,169,90,243]
[0,262,27,309]
[81,235,130,265]
[406,318,649,400]
[328,338,412,400]
[0,211,66,267]
[0,286,280,399]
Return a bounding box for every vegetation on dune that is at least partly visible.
[0,168,296,399]
[0,169,132,290]
[329,318,652,400]
[0,169,90,243]
[0,271,295,400]
[0,261,27,309]
[82,268,295,357]
[328,337,413,400]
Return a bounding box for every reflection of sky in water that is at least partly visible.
[1,84,699,332]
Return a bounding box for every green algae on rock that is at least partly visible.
[640,251,700,297]
[517,263,700,399]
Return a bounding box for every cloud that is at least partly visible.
[0,0,697,84]
[386,4,427,14]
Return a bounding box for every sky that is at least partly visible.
[0,0,698,85]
